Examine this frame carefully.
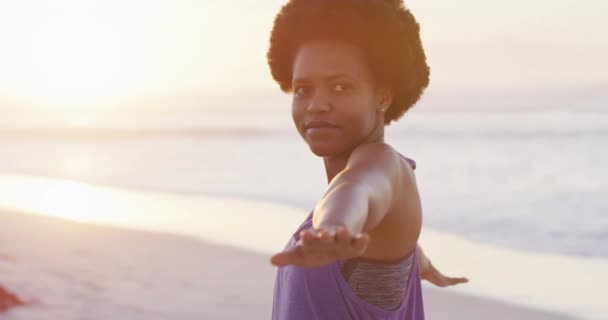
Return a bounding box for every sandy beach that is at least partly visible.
[0,209,580,319]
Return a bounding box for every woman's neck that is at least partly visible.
[323,153,351,183]
[323,126,385,183]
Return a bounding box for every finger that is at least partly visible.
[345,233,368,257]
[270,252,291,266]
[270,246,305,266]
[301,230,321,247]
[351,233,370,249]
[335,226,351,245]
[444,277,469,286]
[331,227,353,259]
[318,230,335,244]
[427,273,468,287]
[428,265,469,287]
[426,273,448,287]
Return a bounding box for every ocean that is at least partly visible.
[1,105,606,258]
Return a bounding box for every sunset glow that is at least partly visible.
[16,1,150,109]
[0,0,606,111]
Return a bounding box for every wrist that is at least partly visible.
[419,257,432,274]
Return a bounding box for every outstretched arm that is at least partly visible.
[418,244,469,287]
[271,143,408,267]
[271,142,468,288]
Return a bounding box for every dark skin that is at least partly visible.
[270,40,467,288]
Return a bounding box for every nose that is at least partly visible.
[307,91,331,113]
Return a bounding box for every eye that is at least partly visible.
[333,83,349,93]
[294,86,310,97]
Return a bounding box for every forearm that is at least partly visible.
[417,244,432,275]
[312,181,370,235]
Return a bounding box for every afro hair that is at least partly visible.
[267,0,430,125]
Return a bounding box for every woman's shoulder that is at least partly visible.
[350,141,394,155]
[349,142,416,173]
[349,142,401,164]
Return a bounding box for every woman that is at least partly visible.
[267,0,467,318]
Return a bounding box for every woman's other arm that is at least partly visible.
[418,244,469,287]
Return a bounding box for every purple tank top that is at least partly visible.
[272,156,424,320]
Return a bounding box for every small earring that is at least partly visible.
[380,108,386,112]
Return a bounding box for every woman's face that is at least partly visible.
[291,40,389,157]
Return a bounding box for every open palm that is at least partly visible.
[271,227,469,289]
[270,226,370,268]
[420,260,469,287]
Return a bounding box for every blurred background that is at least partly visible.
[1,0,606,255]
[0,0,607,319]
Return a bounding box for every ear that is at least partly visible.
[376,87,393,112]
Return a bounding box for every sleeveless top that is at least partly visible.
[272,156,424,320]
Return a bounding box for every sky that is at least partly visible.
[0,0,606,110]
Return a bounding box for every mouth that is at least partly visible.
[304,120,339,132]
